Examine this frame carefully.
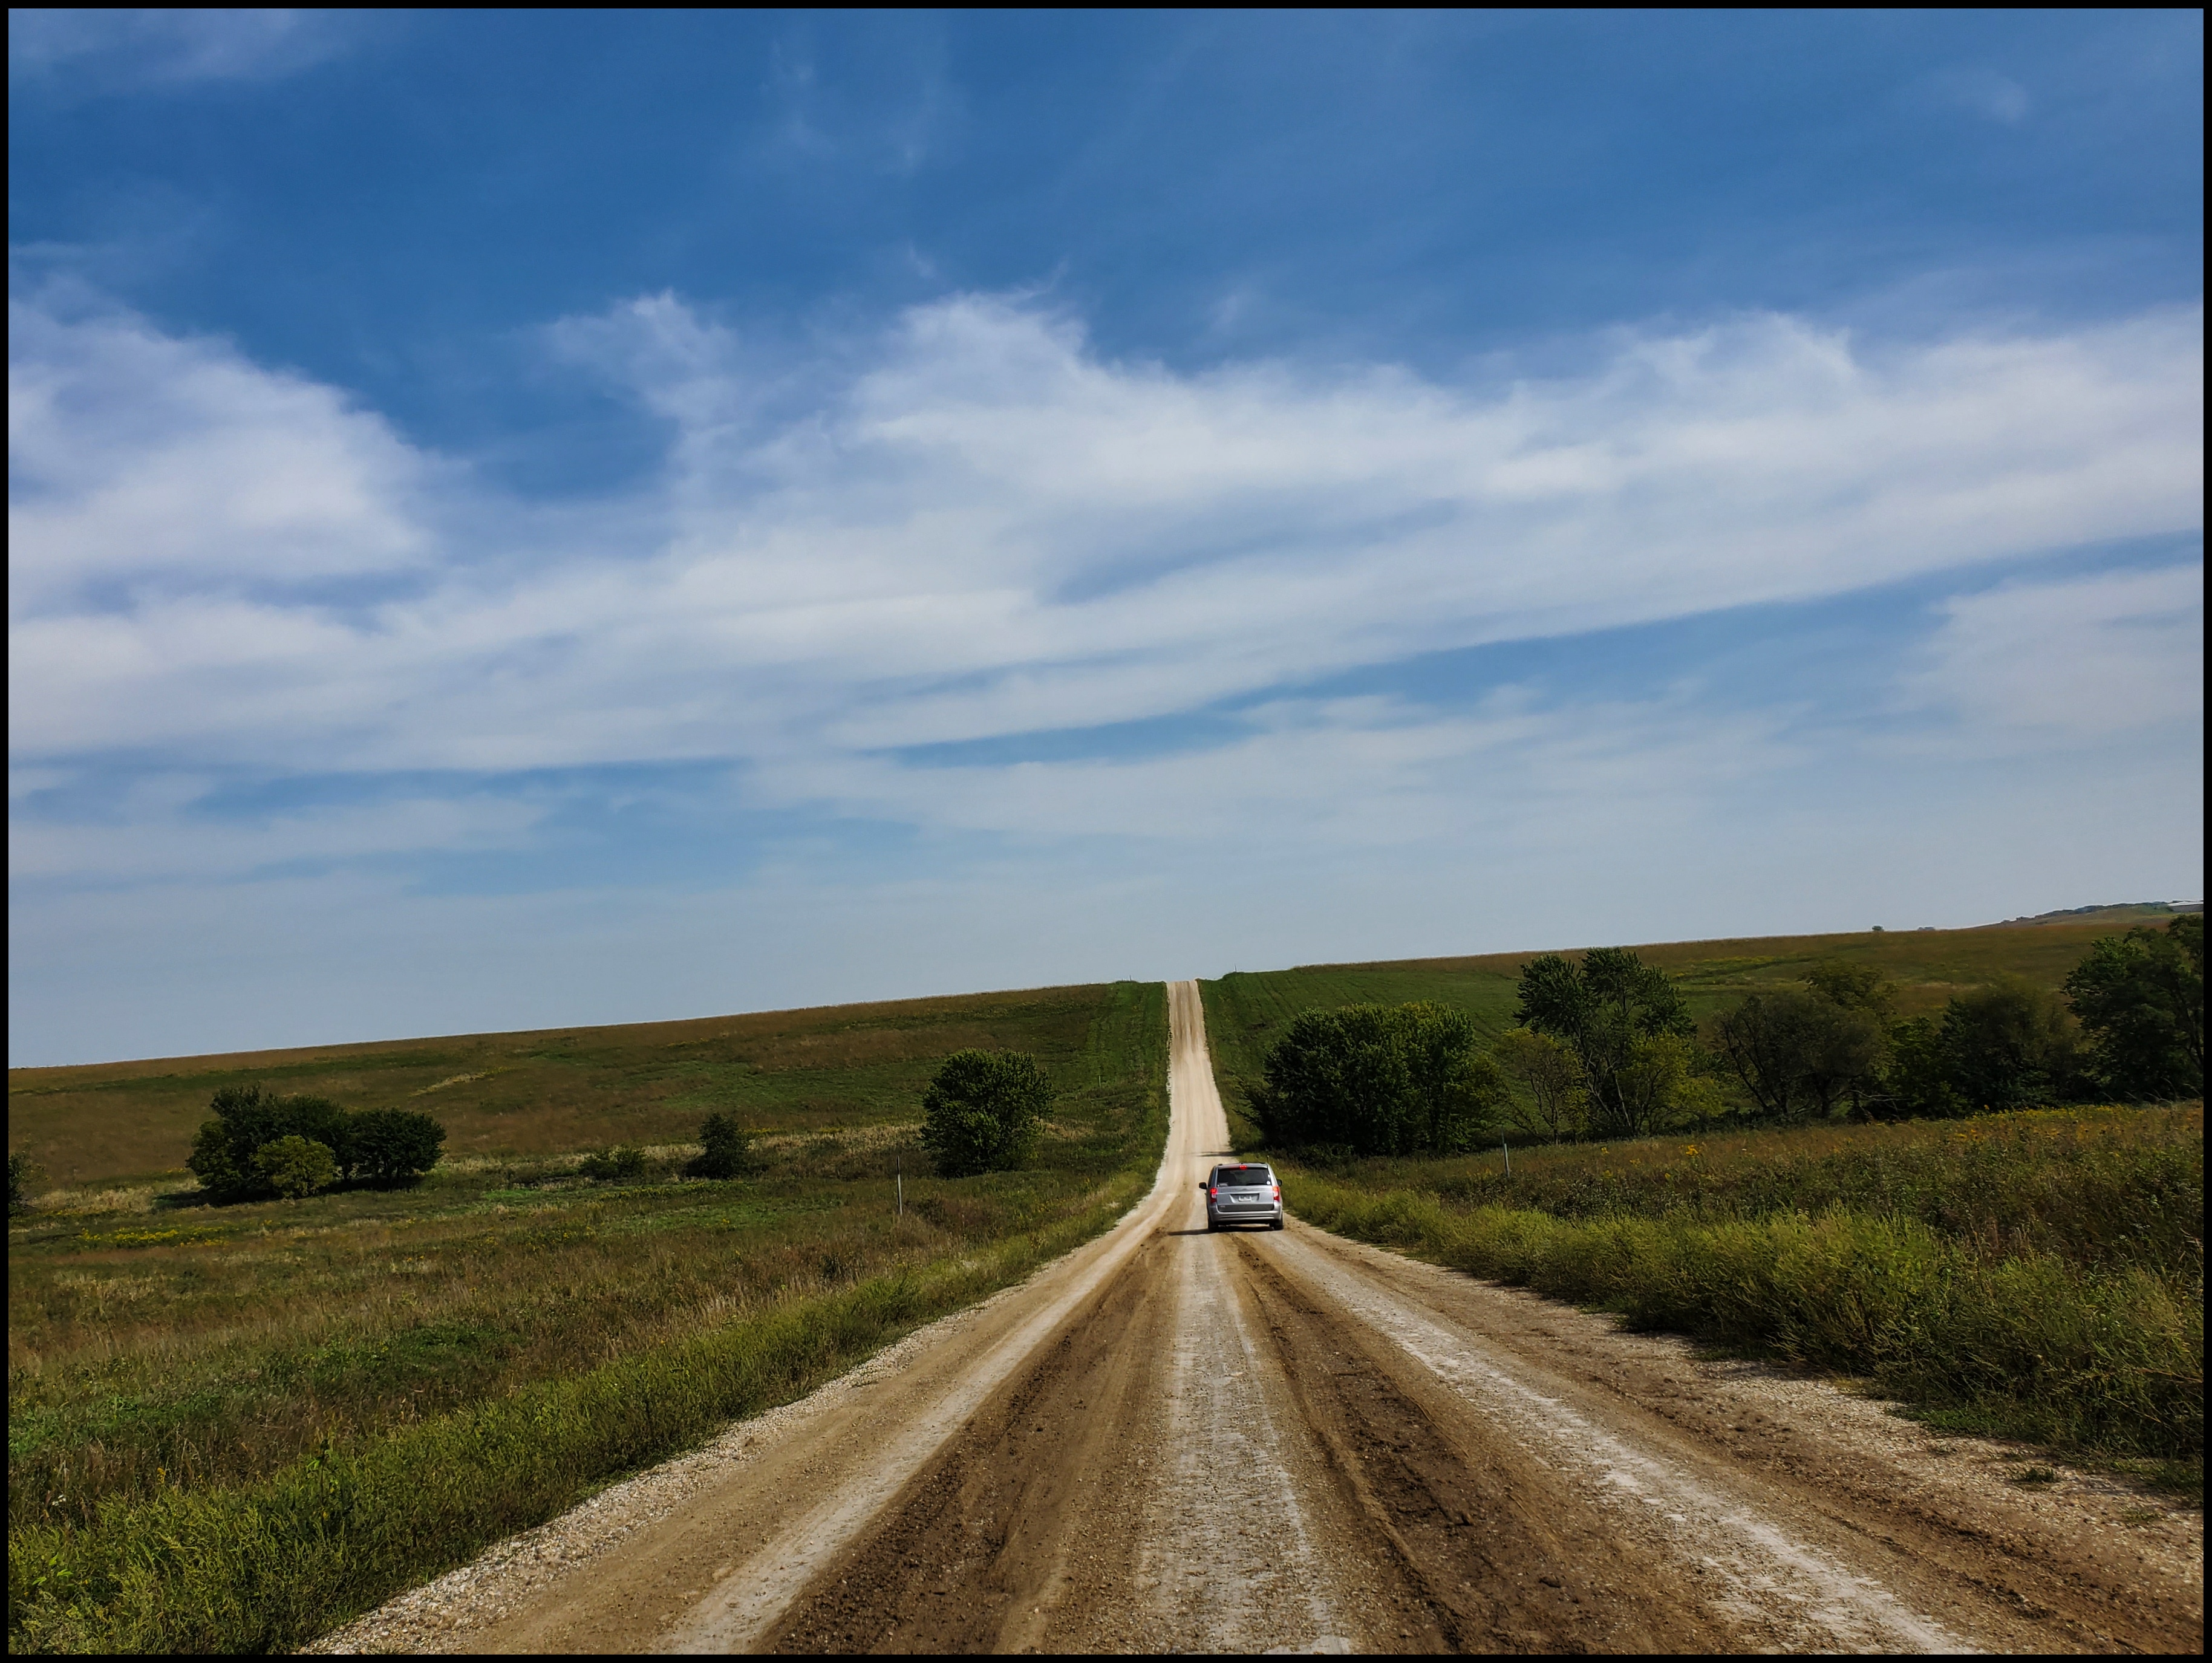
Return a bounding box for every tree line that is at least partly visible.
[1251,914,2203,1154]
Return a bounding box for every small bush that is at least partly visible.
[8,1151,37,1216]
[578,1145,648,1183]
[342,1108,445,1185]
[685,1113,760,1180]
[921,1050,1051,1176]
[252,1137,338,1200]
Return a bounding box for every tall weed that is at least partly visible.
[1289,1145,2202,1463]
[1330,1105,2202,1273]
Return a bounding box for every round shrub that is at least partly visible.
[921,1050,1051,1177]
[253,1136,338,1200]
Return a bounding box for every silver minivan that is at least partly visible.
[1201,1162,1284,1231]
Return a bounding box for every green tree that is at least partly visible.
[1884,977,2087,1116]
[1490,1027,1585,1142]
[1712,990,1883,1121]
[252,1136,337,1200]
[685,1111,760,1180]
[1253,1003,1501,1156]
[342,1108,446,1185]
[186,1117,250,1194]
[182,1087,445,1196]
[1515,948,1698,1136]
[1801,959,1898,1024]
[186,1086,352,1199]
[1883,1014,1962,1119]
[1612,1032,1723,1135]
[1254,1005,1414,1154]
[921,1050,1052,1176]
[1943,978,2085,1110]
[8,1151,39,1216]
[1395,1001,1507,1154]
[2063,915,2204,1099]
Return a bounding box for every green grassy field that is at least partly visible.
[10,983,1146,1188]
[7,981,1169,1654]
[1199,917,2165,1142]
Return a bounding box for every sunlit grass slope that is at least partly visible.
[11,983,1135,1187]
[7,981,1169,1654]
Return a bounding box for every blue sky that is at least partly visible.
[8,9,2203,1064]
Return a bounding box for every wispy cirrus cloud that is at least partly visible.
[7,279,2202,1066]
[10,288,2201,787]
[1906,564,2204,740]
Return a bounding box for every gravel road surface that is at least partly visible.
[319,981,2201,1655]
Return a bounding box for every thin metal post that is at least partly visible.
[1502,1139,1510,1177]
[896,1155,904,1219]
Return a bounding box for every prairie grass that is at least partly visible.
[1273,1105,2202,1471]
[8,981,1169,1654]
[1299,1106,2202,1274]
[10,982,1141,1187]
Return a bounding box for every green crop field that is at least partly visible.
[7,980,1169,1654]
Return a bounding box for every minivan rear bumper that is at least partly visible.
[1207,1205,1283,1228]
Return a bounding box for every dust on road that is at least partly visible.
[320,981,2201,1655]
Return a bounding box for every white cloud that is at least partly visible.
[7,286,2204,865]
[7,9,353,89]
[1908,564,2204,737]
[749,690,1798,853]
[8,293,431,611]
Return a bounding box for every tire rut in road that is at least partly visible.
[1233,1238,1729,1655]
[763,1223,1437,1655]
[765,1233,1173,1653]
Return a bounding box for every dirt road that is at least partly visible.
[328,981,2201,1655]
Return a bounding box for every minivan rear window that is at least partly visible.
[1216,1167,1273,1187]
